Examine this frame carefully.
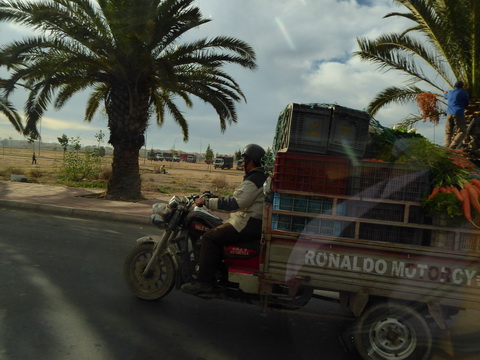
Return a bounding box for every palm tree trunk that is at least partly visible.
[107,144,143,200]
[105,85,149,201]
[463,97,480,165]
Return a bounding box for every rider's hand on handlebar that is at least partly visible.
[195,198,206,207]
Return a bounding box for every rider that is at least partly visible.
[181,144,268,295]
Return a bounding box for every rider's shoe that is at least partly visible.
[181,281,213,295]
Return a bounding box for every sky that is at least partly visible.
[0,0,448,155]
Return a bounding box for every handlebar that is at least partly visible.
[201,190,218,199]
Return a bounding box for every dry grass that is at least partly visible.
[0,148,243,199]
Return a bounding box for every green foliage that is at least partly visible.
[95,130,105,147]
[69,136,81,152]
[367,127,471,188]
[422,193,462,218]
[234,149,242,160]
[58,150,102,182]
[57,134,69,152]
[365,128,425,162]
[147,148,156,160]
[205,144,214,161]
[57,180,107,189]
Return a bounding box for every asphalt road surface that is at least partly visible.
[0,208,359,360]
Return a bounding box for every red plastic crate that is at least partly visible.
[272,151,350,194]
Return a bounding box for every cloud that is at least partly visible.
[0,0,442,154]
[42,116,99,132]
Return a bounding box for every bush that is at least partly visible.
[29,169,43,178]
[212,175,228,189]
[58,151,102,182]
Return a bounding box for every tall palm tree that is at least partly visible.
[354,0,480,154]
[0,0,257,200]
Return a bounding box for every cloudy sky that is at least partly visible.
[0,0,447,155]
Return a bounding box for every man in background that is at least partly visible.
[444,81,470,149]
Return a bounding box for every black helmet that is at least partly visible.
[242,144,266,166]
[454,81,464,88]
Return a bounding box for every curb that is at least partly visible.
[0,199,151,226]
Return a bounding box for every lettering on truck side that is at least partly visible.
[304,250,480,287]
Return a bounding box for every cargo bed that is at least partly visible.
[260,191,480,312]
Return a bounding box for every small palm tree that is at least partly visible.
[354,0,480,154]
[0,0,257,200]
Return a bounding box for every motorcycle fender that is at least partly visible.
[135,235,163,244]
[135,235,180,269]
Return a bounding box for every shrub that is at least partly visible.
[29,169,43,178]
[212,175,228,189]
[58,150,102,182]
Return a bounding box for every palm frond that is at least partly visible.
[366,85,424,115]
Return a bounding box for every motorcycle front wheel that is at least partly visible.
[124,243,176,300]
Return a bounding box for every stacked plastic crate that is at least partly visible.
[270,103,370,238]
[269,103,431,245]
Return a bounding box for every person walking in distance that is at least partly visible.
[444,81,470,149]
[32,152,37,164]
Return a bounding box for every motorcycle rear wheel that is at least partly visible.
[124,243,176,300]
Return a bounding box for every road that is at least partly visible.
[0,208,359,360]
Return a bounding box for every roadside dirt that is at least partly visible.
[0,148,243,200]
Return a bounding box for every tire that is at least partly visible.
[354,302,432,360]
[123,243,176,300]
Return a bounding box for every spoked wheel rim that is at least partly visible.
[124,243,175,300]
[133,252,170,289]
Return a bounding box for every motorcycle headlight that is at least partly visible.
[151,203,173,227]
[168,195,182,209]
[151,213,166,228]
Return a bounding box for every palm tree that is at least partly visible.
[354,0,480,154]
[0,0,257,200]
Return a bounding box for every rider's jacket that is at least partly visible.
[206,167,268,237]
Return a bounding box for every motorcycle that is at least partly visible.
[123,192,312,307]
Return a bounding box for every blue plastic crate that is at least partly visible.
[293,196,309,212]
[308,196,333,214]
[273,193,334,215]
[271,213,292,231]
[271,213,353,237]
[272,193,294,211]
